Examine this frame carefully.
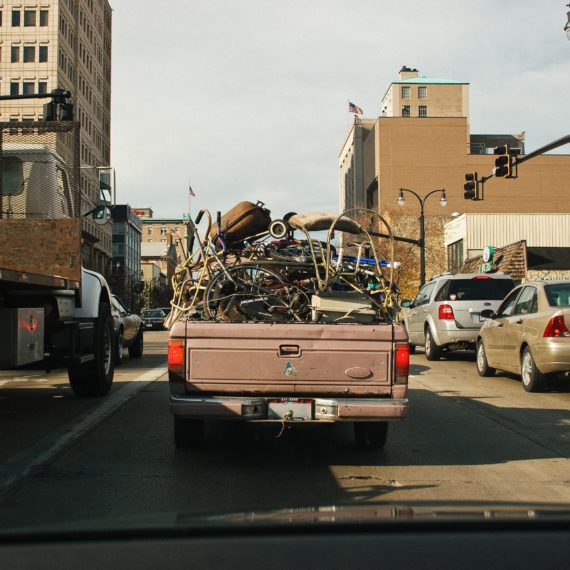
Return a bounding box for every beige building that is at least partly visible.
[135,210,190,267]
[0,0,113,274]
[340,67,570,219]
[380,66,469,119]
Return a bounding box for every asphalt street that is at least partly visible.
[0,331,569,531]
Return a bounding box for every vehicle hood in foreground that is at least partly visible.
[1,502,570,539]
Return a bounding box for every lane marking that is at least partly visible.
[0,364,167,497]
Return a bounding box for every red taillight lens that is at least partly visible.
[438,304,455,320]
[395,343,410,384]
[543,315,570,337]
[168,339,185,372]
[471,276,492,280]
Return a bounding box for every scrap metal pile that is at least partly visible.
[166,201,401,327]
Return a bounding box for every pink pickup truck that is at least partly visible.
[168,320,410,449]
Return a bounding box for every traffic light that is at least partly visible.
[493,145,512,178]
[464,172,478,200]
[60,102,74,121]
[43,100,57,121]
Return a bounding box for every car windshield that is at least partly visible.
[444,278,515,301]
[545,284,570,306]
[1,0,569,552]
[142,310,164,318]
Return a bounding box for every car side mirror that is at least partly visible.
[480,309,495,319]
[400,299,411,308]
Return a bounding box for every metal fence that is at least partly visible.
[0,121,80,220]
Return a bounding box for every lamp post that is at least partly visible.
[397,187,447,287]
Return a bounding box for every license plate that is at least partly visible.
[268,398,312,421]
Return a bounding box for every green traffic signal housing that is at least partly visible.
[463,172,479,200]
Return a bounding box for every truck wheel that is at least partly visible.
[353,422,389,449]
[409,343,416,355]
[115,329,124,366]
[128,329,144,358]
[174,417,205,448]
[68,303,114,397]
[424,328,441,361]
[521,347,547,392]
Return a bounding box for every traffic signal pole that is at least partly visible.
[0,89,74,120]
[464,134,570,200]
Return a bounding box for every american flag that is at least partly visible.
[189,184,196,197]
[348,101,363,115]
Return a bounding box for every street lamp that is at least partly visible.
[397,187,447,287]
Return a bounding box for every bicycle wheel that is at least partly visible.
[203,264,309,322]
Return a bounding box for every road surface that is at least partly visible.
[0,331,568,530]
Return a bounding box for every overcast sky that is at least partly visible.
[110,0,570,220]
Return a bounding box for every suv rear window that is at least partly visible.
[435,278,515,302]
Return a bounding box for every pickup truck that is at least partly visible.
[167,206,410,448]
[168,320,409,448]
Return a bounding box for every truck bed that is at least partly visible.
[169,319,409,429]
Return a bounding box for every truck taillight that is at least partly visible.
[394,343,410,384]
[438,304,455,320]
[543,315,570,337]
[168,339,185,373]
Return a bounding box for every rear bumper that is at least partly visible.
[434,327,479,347]
[532,340,570,374]
[169,395,408,422]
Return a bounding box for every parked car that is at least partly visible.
[141,308,167,330]
[111,295,144,365]
[402,272,515,360]
[476,280,570,392]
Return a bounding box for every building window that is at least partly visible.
[418,86,427,99]
[401,86,410,99]
[39,45,48,62]
[38,81,48,94]
[11,46,20,63]
[23,46,35,63]
[402,105,411,117]
[24,10,36,26]
[40,10,49,26]
[419,105,428,118]
[447,240,464,273]
[23,82,35,95]
[147,227,153,235]
[160,227,167,235]
[12,10,21,26]
[10,82,19,96]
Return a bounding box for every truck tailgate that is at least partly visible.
[182,322,396,396]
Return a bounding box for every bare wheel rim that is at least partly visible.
[521,351,532,386]
[425,331,431,353]
[118,333,124,355]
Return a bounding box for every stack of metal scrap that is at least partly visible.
[166,201,400,327]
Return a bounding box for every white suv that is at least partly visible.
[402,273,515,360]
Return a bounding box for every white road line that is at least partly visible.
[0,364,167,496]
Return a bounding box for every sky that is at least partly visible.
[110,0,570,221]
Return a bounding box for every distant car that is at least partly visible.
[402,272,516,360]
[476,280,570,392]
[111,295,144,365]
[141,308,166,330]
[158,306,172,317]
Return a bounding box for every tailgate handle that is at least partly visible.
[278,344,301,358]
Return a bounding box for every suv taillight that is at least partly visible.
[438,304,455,320]
[394,343,410,384]
[543,315,570,337]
